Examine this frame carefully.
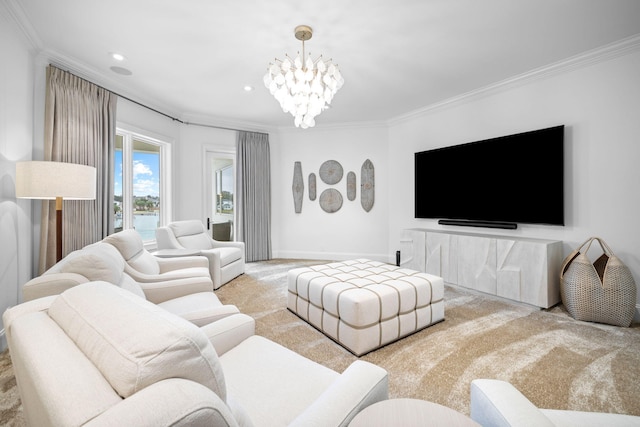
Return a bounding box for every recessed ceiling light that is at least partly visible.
[243,85,254,92]
[110,52,125,61]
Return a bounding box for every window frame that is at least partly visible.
[115,124,172,244]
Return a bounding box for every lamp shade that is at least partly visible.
[16,161,97,200]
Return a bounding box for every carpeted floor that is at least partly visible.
[1,258,640,425]
[217,259,640,417]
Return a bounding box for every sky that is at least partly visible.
[114,151,160,197]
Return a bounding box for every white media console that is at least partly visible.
[400,228,563,308]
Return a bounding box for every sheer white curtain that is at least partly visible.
[40,66,117,272]
[236,131,271,262]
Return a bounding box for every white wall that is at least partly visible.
[0,5,36,349]
[388,48,640,304]
[271,125,390,261]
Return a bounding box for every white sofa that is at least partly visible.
[156,220,245,289]
[470,379,640,427]
[4,282,389,426]
[22,241,238,326]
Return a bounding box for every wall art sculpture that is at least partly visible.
[292,161,304,213]
[361,159,375,212]
[319,188,343,213]
[346,171,356,201]
[319,160,343,184]
[291,159,374,213]
[309,173,317,201]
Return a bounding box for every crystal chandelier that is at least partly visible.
[264,25,344,129]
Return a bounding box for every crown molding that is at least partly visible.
[38,49,184,120]
[388,34,640,127]
[274,119,389,133]
[2,0,43,49]
[179,112,277,135]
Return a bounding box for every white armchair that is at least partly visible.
[4,282,389,427]
[470,379,640,427]
[22,242,239,325]
[156,220,245,289]
[103,229,213,287]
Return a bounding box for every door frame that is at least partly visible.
[202,144,236,238]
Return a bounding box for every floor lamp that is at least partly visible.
[16,161,97,263]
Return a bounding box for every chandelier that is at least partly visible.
[264,25,344,129]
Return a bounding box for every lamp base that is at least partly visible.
[56,196,62,262]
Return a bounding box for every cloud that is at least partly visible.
[132,160,158,196]
[133,161,153,177]
[133,179,158,196]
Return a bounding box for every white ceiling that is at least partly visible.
[10,0,640,129]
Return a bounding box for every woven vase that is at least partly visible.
[560,237,636,327]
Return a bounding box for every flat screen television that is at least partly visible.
[414,125,564,229]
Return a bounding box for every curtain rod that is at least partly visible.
[50,64,269,136]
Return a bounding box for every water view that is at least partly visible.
[114,213,159,241]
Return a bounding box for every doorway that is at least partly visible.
[205,151,235,241]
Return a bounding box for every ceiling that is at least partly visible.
[10,0,640,129]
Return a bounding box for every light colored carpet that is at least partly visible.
[217,259,640,417]
[1,258,639,425]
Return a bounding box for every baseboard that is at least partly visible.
[0,329,6,353]
[636,305,640,324]
[272,250,390,264]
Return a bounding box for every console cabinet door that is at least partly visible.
[497,239,562,307]
[425,231,457,284]
[457,235,497,295]
[400,229,426,271]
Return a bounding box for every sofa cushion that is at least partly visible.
[169,220,206,236]
[169,220,215,249]
[220,335,339,426]
[119,274,147,299]
[48,282,226,401]
[103,229,161,275]
[103,229,143,260]
[178,233,214,249]
[56,243,125,285]
[216,247,243,266]
[127,250,162,275]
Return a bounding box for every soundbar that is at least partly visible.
[438,219,518,230]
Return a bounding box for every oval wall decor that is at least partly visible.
[346,171,356,201]
[309,173,317,201]
[319,160,343,185]
[361,159,375,212]
[292,161,304,213]
[319,188,343,213]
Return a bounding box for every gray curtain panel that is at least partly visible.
[236,131,271,262]
[40,65,117,272]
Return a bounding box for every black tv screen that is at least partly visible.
[414,125,564,228]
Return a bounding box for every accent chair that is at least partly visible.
[21,241,238,325]
[4,282,389,426]
[156,220,245,289]
[103,229,213,289]
[470,379,640,426]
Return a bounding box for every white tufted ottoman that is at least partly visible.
[287,259,444,356]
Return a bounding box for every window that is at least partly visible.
[114,128,171,242]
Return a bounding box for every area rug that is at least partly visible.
[1,259,639,425]
[217,259,640,417]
